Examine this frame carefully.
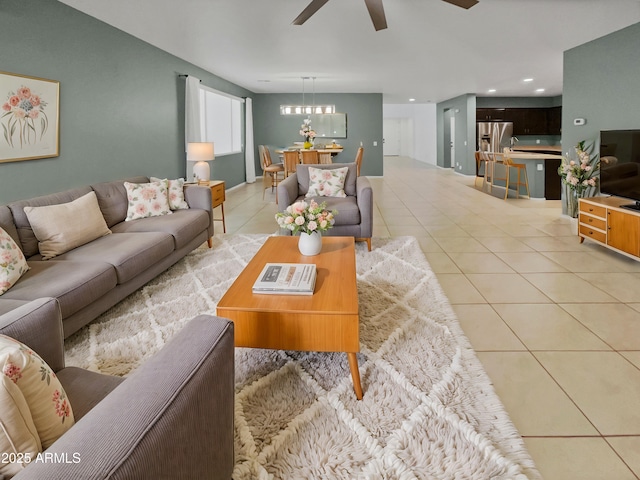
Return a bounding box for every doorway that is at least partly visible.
[383,118,401,156]
[443,109,453,168]
[450,115,456,169]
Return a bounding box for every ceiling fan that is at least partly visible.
[292,0,479,32]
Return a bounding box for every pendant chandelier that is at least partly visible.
[280,77,335,115]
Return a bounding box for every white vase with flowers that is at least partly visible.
[275,200,337,255]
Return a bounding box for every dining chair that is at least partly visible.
[354,147,364,176]
[300,150,319,164]
[283,150,300,178]
[318,152,333,164]
[260,145,284,203]
[502,152,530,200]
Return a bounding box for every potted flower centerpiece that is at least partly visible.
[275,200,337,255]
[558,140,599,218]
[300,118,316,149]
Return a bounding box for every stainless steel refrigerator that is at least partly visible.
[477,122,513,153]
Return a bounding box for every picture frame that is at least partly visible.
[0,71,60,163]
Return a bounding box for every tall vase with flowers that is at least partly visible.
[275,200,337,255]
[300,118,316,149]
[558,140,599,218]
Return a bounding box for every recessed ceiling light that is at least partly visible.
[535,88,545,93]
[409,98,416,102]
[488,89,496,93]
[523,78,534,82]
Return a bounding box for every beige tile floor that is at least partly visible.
[219,156,640,479]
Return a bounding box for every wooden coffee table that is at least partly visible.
[216,236,363,400]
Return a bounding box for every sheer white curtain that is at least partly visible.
[244,97,256,183]
[185,76,202,181]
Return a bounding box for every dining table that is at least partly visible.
[275,145,344,156]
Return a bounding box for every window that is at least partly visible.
[199,86,243,156]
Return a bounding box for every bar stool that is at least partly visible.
[482,152,498,193]
[475,151,487,188]
[502,152,530,199]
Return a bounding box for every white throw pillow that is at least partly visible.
[124,181,173,221]
[0,334,75,450]
[0,227,29,295]
[150,177,189,210]
[0,373,42,478]
[23,191,111,260]
[306,166,349,198]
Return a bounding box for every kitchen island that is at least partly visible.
[512,145,562,154]
[489,150,563,200]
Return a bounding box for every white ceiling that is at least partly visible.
[59,0,640,104]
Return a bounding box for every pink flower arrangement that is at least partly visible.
[275,199,337,235]
[558,141,599,195]
[299,118,316,144]
[2,83,49,148]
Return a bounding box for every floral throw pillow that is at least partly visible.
[124,181,173,221]
[0,372,41,478]
[150,177,189,210]
[0,334,75,450]
[0,226,29,296]
[306,166,348,198]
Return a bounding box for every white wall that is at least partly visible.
[383,103,437,165]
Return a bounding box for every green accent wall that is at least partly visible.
[0,0,253,204]
[563,22,640,155]
[436,94,476,174]
[253,93,383,176]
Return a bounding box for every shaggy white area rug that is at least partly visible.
[65,234,540,479]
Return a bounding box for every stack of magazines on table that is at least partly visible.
[252,263,317,295]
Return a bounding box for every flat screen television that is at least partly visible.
[599,129,640,208]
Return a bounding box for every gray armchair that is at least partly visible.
[277,162,373,251]
[1,297,234,480]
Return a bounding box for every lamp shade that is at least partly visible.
[187,142,214,162]
[187,142,214,182]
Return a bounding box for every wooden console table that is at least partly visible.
[579,196,640,260]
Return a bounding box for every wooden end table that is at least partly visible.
[207,180,226,233]
[216,236,363,400]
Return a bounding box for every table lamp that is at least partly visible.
[187,142,214,183]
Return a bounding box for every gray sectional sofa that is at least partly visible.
[0,297,234,479]
[0,176,214,337]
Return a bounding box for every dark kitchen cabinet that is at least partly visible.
[476,108,505,121]
[547,106,562,135]
[477,107,562,136]
[504,109,525,129]
[510,108,548,135]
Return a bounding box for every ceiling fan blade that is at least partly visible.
[292,0,331,25]
[442,0,479,9]
[364,0,387,31]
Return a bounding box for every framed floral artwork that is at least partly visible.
[0,71,60,163]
